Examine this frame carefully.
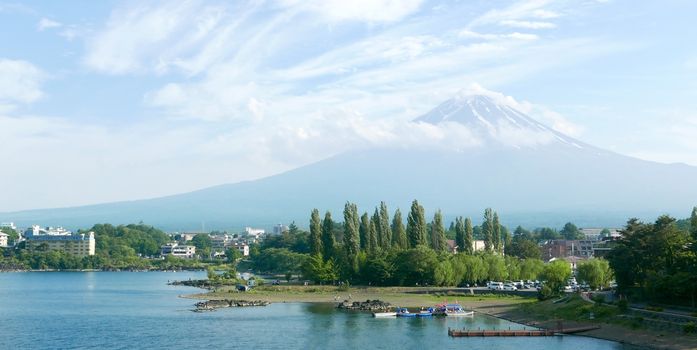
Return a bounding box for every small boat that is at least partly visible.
[396,308,416,317]
[416,307,434,317]
[435,303,474,317]
[372,311,397,317]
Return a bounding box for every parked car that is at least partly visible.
[487,281,504,290]
[502,283,518,291]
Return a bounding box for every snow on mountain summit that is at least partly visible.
[415,93,586,150]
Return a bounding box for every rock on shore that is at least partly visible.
[194,299,270,312]
[337,299,391,311]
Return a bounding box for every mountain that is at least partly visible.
[3,93,697,231]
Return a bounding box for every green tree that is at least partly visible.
[493,212,502,253]
[464,217,474,255]
[507,235,541,259]
[372,208,382,251]
[453,254,486,285]
[343,202,360,274]
[541,259,572,294]
[359,212,370,252]
[455,217,465,253]
[321,211,335,260]
[393,245,438,286]
[560,222,582,240]
[368,218,378,254]
[434,259,456,286]
[361,254,393,286]
[514,225,531,236]
[519,258,544,281]
[391,208,407,249]
[577,258,613,290]
[303,253,339,284]
[430,210,447,252]
[191,234,212,258]
[406,200,427,248]
[309,209,323,256]
[484,254,507,281]
[482,208,495,252]
[690,206,697,245]
[378,201,392,249]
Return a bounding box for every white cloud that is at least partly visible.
[37,18,62,31]
[459,29,539,41]
[0,59,45,110]
[278,0,424,23]
[500,20,556,29]
[83,1,229,74]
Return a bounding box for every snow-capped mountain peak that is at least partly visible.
[415,93,585,150]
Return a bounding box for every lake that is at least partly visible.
[0,272,638,349]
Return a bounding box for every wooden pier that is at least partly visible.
[448,325,600,337]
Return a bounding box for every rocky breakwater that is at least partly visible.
[194,299,270,312]
[337,299,391,311]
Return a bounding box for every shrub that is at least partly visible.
[617,299,628,312]
[537,285,555,300]
[684,322,696,334]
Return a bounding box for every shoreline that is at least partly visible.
[474,300,697,350]
[183,284,697,350]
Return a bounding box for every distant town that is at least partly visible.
[0,221,293,262]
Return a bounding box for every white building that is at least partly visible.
[232,242,249,257]
[0,222,17,231]
[244,227,265,239]
[0,232,8,247]
[160,243,196,259]
[580,228,621,241]
[24,225,95,257]
[273,224,288,235]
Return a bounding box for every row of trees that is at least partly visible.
[308,200,508,262]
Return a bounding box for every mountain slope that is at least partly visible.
[3,94,696,230]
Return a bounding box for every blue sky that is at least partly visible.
[1,0,696,212]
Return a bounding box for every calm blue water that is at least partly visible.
[0,272,637,349]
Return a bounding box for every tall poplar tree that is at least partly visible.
[359,212,370,252]
[493,212,502,253]
[430,209,447,252]
[392,208,407,249]
[455,217,465,253]
[464,217,474,254]
[369,217,379,254]
[309,209,322,256]
[407,200,427,247]
[482,208,494,252]
[321,211,335,259]
[379,201,392,249]
[691,206,697,246]
[343,202,360,272]
[372,208,382,250]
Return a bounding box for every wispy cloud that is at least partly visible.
[0,59,45,111]
[37,17,62,31]
[500,20,556,29]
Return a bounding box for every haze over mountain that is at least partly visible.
[3,91,696,231]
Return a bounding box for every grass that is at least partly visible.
[186,284,535,308]
[517,294,620,323]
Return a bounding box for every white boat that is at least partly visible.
[435,303,474,317]
[372,311,397,317]
[446,309,474,317]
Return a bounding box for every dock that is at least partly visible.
[448,325,600,337]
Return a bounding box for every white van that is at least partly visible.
[487,281,504,290]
